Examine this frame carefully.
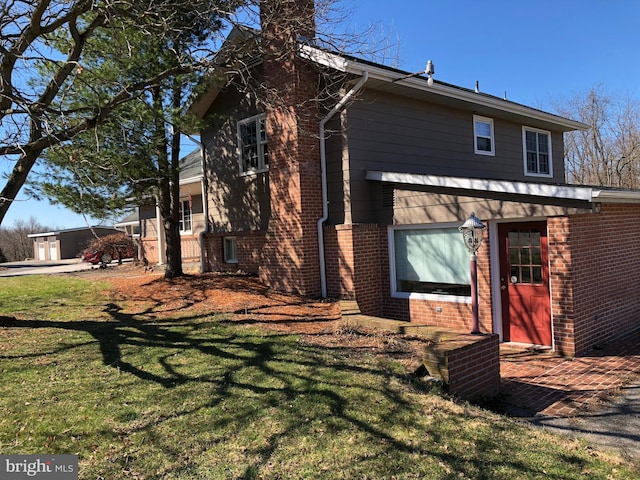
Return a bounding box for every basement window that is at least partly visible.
[224,237,238,264]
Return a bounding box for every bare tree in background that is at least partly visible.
[0,217,52,261]
[555,87,640,188]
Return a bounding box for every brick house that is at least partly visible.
[129,148,207,265]
[188,0,640,357]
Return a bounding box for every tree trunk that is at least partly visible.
[152,85,183,279]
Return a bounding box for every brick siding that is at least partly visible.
[202,231,266,274]
[551,204,640,356]
[258,0,323,296]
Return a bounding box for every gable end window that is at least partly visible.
[523,127,552,177]
[238,114,268,174]
[473,115,494,155]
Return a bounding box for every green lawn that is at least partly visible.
[0,275,637,479]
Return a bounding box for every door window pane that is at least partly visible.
[508,229,543,285]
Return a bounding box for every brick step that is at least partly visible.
[339,300,500,400]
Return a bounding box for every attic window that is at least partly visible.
[473,115,494,156]
[238,114,268,175]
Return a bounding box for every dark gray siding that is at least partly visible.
[325,113,347,224]
[337,89,567,224]
[59,227,118,259]
[201,85,270,232]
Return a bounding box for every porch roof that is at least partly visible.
[365,171,640,204]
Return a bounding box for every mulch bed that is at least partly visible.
[73,264,429,371]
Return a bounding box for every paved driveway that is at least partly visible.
[0,258,94,277]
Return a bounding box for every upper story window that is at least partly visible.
[473,115,494,156]
[179,199,192,233]
[523,126,552,177]
[238,114,268,174]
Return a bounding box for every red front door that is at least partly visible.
[498,222,552,345]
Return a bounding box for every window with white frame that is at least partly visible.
[223,237,238,263]
[390,225,471,298]
[523,126,552,176]
[473,115,494,155]
[238,114,268,174]
[179,199,192,233]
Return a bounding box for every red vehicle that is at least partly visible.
[82,234,136,267]
[82,249,114,266]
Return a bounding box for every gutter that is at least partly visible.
[317,71,369,298]
[299,44,588,132]
[591,189,640,203]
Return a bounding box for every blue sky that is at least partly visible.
[3,0,639,230]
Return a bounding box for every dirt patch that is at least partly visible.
[73,264,429,371]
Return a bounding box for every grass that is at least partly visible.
[1,275,638,479]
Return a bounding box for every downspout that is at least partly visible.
[317,71,369,298]
[199,142,210,274]
[155,199,165,265]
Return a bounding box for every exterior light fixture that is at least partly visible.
[392,60,435,85]
[458,212,486,334]
[425,60,435,87]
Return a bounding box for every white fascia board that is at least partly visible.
[179,175,203,186]
[299,45,588,132]
[366,170,595,202]
[27,231,60,238]
[298,44,349,72]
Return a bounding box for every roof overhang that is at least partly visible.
[187,26,261,121]
[366,171,640,204]
[300,45,589,132]
[179,175,204,186]
[189,30,588,133]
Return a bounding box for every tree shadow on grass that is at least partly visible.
[0,311,593,479]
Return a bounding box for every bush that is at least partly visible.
[84,233,136,264]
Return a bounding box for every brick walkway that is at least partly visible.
[499,329,640,417]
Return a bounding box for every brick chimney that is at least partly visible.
[258,0,323,297]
